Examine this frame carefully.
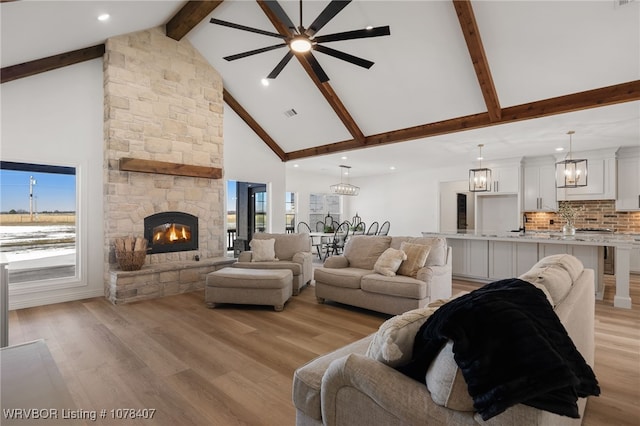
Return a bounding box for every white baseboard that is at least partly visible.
[8,288,105,310]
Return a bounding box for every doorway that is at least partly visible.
[232,181,267,255]
[439,180,475,231]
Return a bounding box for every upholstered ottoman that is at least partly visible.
[205,267,293,311]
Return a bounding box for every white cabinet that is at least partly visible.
[491,166,520,194]
[523,157,557,211]
[556,149,617,201]
[449,239,488,279]
[616,147,640,211]
[488,241,539,280]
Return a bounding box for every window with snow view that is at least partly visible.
[0,161,77,284]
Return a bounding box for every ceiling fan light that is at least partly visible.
[290,37,312,53]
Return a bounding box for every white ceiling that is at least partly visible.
[2,0,639,179]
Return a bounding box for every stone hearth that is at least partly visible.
[103,27,226,304]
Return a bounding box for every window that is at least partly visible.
[0,161,77,284]
[309,193,341,229]
[285,192,296,232]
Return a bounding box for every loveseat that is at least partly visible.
[233,232,313,295]
[314,235,452,315]
[293,254,597,426]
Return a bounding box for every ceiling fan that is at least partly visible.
[210,0,390,83]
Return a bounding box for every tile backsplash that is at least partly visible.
[525,200,640,233]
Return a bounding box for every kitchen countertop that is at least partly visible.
[423,230,640,247]
[423,230,636,309]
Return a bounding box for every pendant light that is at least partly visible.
[330,165,360,196]
[556,131,588,188]
[469,144,492,192]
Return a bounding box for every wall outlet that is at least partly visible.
[549,219,554,225]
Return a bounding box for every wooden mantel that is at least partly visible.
[119,158,222,179]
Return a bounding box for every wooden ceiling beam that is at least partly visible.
[166,0,224,41]
[286,80,640,160]
[257,0,366,143]
[223,89,287,161]
[453,0,501,122]
[1,44,105,84]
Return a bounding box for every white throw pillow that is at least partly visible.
[249,238,278,262]
[366,306,438,367]
[374,248,407,277]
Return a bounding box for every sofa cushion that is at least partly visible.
[253,232,310,261]
[426,340,475,411]
[361,274,427,300]
[391,237,447,267]
[232,260,302,276]
[249,238,278,262]
[365,306,437,367]
[374,248,407,277]
[343,235,392,270]
[519,255,583,305]
[314,267,371,289]
[397,242,431,278]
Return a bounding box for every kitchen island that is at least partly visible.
[423,230,638,309]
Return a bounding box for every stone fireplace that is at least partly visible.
[103,27,229,304]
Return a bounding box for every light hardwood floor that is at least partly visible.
[6,274,639,425]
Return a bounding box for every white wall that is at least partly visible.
[286,165,472,237]
[1,60,104,309]
[223,106,287,233]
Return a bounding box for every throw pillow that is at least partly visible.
[366,306,438,367]
[249,238,278,262]
[397,242,430,278]
[426,341,475,411]
[373,248,407,277]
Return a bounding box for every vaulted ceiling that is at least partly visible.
[2,0,639,178]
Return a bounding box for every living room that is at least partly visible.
[1,1,639,425]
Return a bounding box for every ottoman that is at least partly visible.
[205,267,293,311]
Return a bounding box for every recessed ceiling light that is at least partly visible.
[97,13,110,21]
[390,166,396,170]
[293,164,299,168]
[260,78,269,87]
[341,156,347,160]
[366,25,373,30]
[556,147,565,152]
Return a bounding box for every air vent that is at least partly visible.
[284,108,298,118]
[614,0,635,7]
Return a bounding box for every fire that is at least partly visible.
[152,223,191,245]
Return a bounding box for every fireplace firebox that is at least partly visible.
[144,211,198,254]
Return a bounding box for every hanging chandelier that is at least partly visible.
[330,165,360,196]
[556,131,588,188]
[469,144,492,192]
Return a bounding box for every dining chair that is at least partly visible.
[298,221,323,259]
[324,221,350,260]
[316,221,325,232]
[352,222,366,235]
[366,221,379,235]
[297,222,312,233]
[377,221,390,236]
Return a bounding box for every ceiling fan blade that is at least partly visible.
[313,45,374,69]
[263,1,297,35]
[223,43,288,61]
[304,52,330,83]
[267,51,294,79]
[314,25,390,43]
[210,18,287,39]
[306,0,351,37]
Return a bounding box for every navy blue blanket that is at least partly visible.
[397,278,600,420]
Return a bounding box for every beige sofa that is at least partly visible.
[314,235,452,315]
[293,254,597,426]
[233,232,313,295]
